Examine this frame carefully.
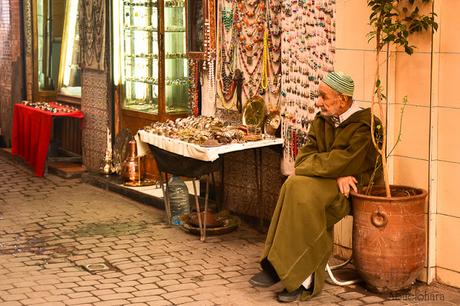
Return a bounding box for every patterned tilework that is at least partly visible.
[81,69,112,171]
[223,147,286,221]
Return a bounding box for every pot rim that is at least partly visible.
[350,184,428,202]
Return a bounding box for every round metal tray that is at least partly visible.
[180,213,240,236]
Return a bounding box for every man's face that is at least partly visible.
[316,82,344,117]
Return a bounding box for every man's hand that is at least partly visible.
[336,176,358,198]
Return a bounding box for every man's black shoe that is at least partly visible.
[249,270,279,287]
[277,287,304,303]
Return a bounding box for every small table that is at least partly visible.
[11,103,84,176]
[138,130,283,241]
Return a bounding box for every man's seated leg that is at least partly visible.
[249,258,280,287]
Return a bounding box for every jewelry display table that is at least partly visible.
[138,130,283,241]
[11,103,84,176]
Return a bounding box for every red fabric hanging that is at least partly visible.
[11,103,84,176]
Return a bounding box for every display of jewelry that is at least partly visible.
[143,116,251,146]
[215,0,282,114]
[280,0,336,173]
[22,101,80,113]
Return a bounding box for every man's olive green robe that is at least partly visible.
[261,108,380,299]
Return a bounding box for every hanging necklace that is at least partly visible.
[217,0,238,110]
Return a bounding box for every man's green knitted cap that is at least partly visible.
[322,71,354,97]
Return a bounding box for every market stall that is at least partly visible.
[137,117,283,241]
[11,102,84,176]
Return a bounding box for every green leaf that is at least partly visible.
[404,45,414,55]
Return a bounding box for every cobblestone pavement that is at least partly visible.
[1,154,460,306]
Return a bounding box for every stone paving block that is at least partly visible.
[220,271,242,278]
[49,288,74,295]
[179,277,201,284]
[132,288,168,297]
[120,274,144,282]
[190,292,215,301]
[239,267,260,275]
[30,277,61,285]
[156,279,180,287]
[80,274,104,281]
[339,291,367,300]
[19,297,49,305]
[30,284,57,291]
[68,291,94,298]
[158,273,182,281]
[361,295,386,303]
[11,281,37,288]
[94,280,118,290]
[163,267,186,274]
[98,293,135,301]
[0,284,15,291]
[65,297,102,305]
[181,301,215,306]
[225,281,254,290]
[114,286,138,293]
[57,276,83,283]
[54,282,78,289]
[198,274,221,281]
[44,295,70,302]
[123,267,147,275]
[382,300,410,305]
[142,270,164,278]
[161,289,196,300]
[164,261,186,269]
[2,294,28,301]
[99,278,123,284]
[339,300,365,305]
[201,268,222,275]
[164,283,199,292]
[182,265,204,272]
[128,295,166,303]
[227,275,251,283]
[167,296,195,304]
[101,272,125,279]
[7,287,33,294]
[88,251,109,258]
[92,288,118,296]
[145,300,173,306]
[0,302,22,306]
[197,279,230,287]
[24,291,51,299]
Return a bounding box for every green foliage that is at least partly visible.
[367,0,438,54]
[366,0,437,196]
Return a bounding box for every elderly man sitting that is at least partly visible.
[249,71,381,302]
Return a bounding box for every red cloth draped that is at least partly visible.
[11,103,84,176]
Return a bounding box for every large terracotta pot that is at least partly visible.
[350,185,428,293]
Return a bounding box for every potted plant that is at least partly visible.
[350,0,438,293]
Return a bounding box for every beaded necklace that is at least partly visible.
[188,59,200,117]
[217,0,238,110]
